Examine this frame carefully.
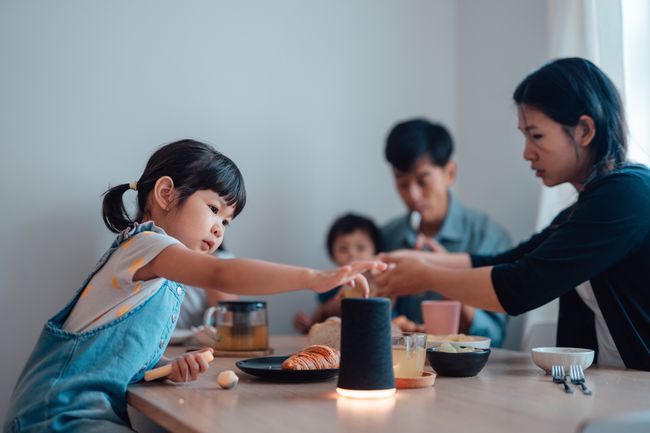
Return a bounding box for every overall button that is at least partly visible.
[172,314,177,323]
[159,339,165,349]
[176,286,183,296]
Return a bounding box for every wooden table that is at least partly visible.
[128,336,650,433]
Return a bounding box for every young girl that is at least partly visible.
[376,58,650,371]
[4,139,385,432]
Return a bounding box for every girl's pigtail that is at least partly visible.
[102,184,135,233]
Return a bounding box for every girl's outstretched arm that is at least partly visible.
[136,244,386,296]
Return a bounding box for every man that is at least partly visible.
[381,118,511,347]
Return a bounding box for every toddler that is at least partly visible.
[293,213,380,333]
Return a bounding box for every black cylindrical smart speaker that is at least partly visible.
[336,298,396,398]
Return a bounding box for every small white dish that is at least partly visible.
[169,328,194,345]
[426,334,491,349]
[531,347,594,374]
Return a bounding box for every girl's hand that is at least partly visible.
[167,348,214,383]
[374,255,435,299]
[311,260,387,297]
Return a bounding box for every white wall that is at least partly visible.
[455,0,546,244]
[0,0,548,419]
[455,0,548,349]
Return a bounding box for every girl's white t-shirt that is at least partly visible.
[574,281,625,368]
[63,229,181,333]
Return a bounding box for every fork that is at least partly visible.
[551,364,574,393]
[569,364,593,395]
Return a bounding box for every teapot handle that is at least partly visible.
[203,306,217,328]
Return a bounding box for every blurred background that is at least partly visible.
[1,0,647,419]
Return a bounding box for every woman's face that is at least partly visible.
[518,105,592,189]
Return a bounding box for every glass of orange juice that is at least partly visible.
[392,332,427,378]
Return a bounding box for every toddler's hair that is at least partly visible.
[102,139,246,233]
[326,213,380,258]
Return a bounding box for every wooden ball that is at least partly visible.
[217,370,239,389]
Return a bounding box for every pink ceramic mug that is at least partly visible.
[421,300,461,335]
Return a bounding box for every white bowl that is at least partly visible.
[531,347,594,374]
[426,334,491,350]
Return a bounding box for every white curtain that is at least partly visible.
[520,0,625,351]
[622,0,650,166]
[542,0,625,228]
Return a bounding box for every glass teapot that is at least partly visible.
[202,301,269,351]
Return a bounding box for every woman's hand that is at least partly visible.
[379,249,438,263]
[167,348,214,383]
[380,249,472,270]
[374,255,436,299]
[311,260,387,297]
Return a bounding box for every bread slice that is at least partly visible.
[307,317,341,350]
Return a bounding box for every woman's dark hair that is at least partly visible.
[513,57,627,181]
[102,139,246,233]
[326,213,380,258]
[385,119,454,172]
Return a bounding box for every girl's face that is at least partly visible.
[331,230,376,266]
[518,105,592,189]
[164,189,235,254]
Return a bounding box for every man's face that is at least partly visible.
[392,156,456,226]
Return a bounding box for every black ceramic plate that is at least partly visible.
[236,356,339,382]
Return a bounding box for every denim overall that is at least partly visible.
[3,223,184,432]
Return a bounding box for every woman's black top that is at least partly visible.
[472,164,650,370]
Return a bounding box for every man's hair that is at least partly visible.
[385,118,454,172]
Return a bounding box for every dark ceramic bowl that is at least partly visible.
[426,347,491,377]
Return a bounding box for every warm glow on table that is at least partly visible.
[336,387,397,399]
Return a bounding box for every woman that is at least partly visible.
[376,57,650,370]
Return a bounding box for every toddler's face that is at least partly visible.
[165,190,235,254]
[331,230,376,266]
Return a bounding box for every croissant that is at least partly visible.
[281,345,340,370]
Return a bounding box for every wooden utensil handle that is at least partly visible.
[144,350,214,382]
